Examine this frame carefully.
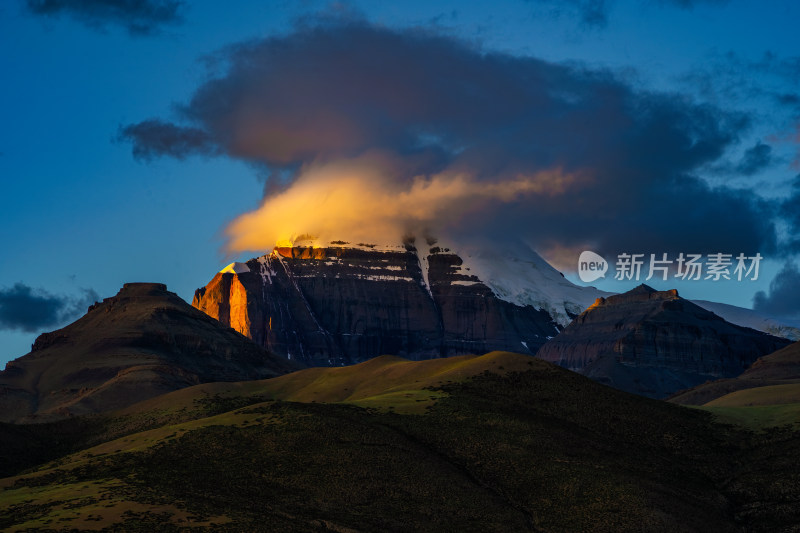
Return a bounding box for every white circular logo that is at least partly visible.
[578,251,608,283]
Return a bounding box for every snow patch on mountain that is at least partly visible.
[447,240,610,327]
[220,262,251,274]
[414,241,434,298]
[692,300,800,341]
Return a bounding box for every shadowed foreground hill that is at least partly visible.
[2,352,799,531]
[0,283,297,423]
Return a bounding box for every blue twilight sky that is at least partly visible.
[1,0,799,366]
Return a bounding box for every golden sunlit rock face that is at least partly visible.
[192,273,253,339]
[228,275,252,338]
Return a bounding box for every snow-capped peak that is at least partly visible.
[446,239,610,327]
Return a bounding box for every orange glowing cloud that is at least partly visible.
[225,154,587,253]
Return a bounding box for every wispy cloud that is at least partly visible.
[24,0,185,36]
[523,0,730,30]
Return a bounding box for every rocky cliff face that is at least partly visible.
[0,283,297,423]
[193,242,572,366]
[536,284,791,398]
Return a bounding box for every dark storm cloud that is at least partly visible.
[121,21,785,259]
[118,119,217,160]
[0,283,99,333]
[753,262,800,320]
[24,0,185,35]
[781,176,800,251]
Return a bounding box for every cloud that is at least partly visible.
[118,119,216,160]
[775,93,800,108]
[781,175,800,251]
[655,0,730,8]
[226,152,588,251]
[679,51,800,120]
[794,123,800,169]
[753,262,800,320]
[24,0,185,36]
[526,0,610,28]
[522,0,729,29]
[0,283,99,333]
[735,141,773,175]
[121,21,785,265]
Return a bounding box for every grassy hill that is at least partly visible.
[117,351,538,417]
[2,352,800,531]
[670,341,800,430]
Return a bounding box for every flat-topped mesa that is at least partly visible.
[86,282,176,315]
[588,285,679,310]
[120,282,168,293]
[537,284,790,398]
[1,282,296,423]
[192,242,598,366]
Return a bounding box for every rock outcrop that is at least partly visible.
[0,283,297,422]
[193,243,566,366]
[536,284,791,398]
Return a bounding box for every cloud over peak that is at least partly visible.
[120,20,784,264]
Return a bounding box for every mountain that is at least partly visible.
[536,284,791,398]
[193,239,606,366]
[0,283,296,423]
[3,351,800,531]
[692,299,800,341]
[670,340,800,410]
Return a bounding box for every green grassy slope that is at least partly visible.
[697,382,800,429]
[117,351,537,416]
[2,353,799,531]
[707,382,800,407]
[670,342,800,430]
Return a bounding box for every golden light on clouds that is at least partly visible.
[225,154,587,253]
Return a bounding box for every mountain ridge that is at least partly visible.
[0,282,296,423]
[536,284,790,398]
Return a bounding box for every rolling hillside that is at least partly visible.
[2,352,800,531]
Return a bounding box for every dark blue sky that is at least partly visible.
[1,0,799,365]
